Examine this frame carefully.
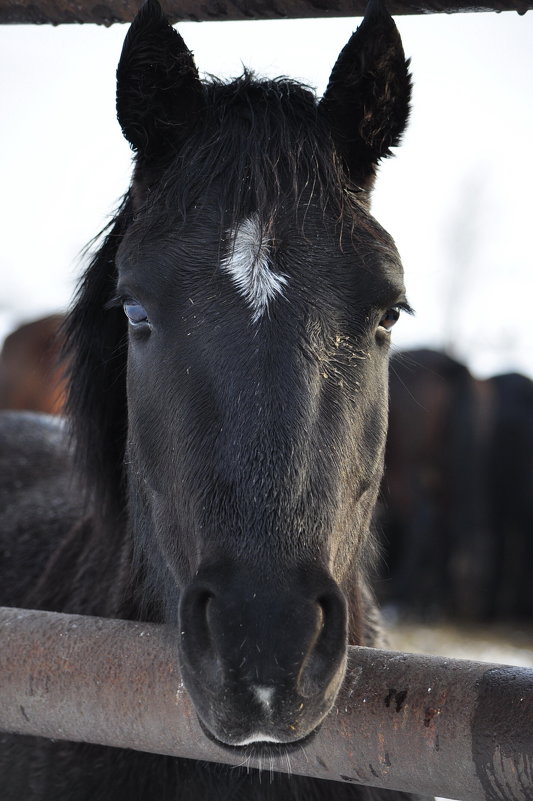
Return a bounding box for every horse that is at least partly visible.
[474,370,533,620]
[377,350,533,623]
[376,349,480,620]
[0,314,67,415]
[0,0,428,798]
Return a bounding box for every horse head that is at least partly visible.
[66,0,411,750]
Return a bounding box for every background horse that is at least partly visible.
[0,0,427,798]
[0,314,66,415]
[377,349,478,618]
[377,349,533,623]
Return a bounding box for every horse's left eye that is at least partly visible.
[378,307,400,332]
[123,301,149,327]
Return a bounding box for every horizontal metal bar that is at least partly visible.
[1,606,532,800]
[0,0,530,24]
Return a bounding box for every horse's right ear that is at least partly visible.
[319,0,411,193]
[116,0,204,157]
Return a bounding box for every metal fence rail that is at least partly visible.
[0,0,531,25]
[1,606,532,800]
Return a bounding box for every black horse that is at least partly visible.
[0,1,428,798]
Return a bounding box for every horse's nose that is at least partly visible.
[178,564,347,745]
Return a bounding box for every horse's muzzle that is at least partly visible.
[178,562,348,747]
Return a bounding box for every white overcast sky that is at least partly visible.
[1,11,532,378]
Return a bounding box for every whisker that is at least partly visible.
[284,747,293,778]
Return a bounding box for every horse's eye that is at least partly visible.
[123,301,149,327]
[378,307,400,332]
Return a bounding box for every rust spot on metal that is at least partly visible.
[424,706,440,727]
[384,688,408,713]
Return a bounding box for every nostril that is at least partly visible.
[297,590,347,699]
[180,586,215,655]
[316,591,346,655]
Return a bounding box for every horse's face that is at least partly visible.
[110,0,410,749]
[117,198,406,742]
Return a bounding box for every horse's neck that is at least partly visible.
[23,513,145,621]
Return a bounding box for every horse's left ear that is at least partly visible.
[116,0,204,158]
[319,0,411,192]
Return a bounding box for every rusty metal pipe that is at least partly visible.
[0,0,530,24]
[1,606,532,800]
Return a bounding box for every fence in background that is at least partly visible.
[0,0,531,26]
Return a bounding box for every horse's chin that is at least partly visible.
[183,639,347,758]
[197,716,320,756]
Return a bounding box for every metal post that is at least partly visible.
[1,606,532,800]
[0,0,531,25]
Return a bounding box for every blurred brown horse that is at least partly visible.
[0,314,66,415]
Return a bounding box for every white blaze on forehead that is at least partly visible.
[221,214,288,323]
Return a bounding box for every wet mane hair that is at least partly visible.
[63,199,132,525]
[140,73,352,229]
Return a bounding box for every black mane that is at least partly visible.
[63,197,132,525]
[135,72,357,231]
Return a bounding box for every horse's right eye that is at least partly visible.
[123,301,150,327]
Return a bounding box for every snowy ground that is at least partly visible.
[389,620,533,668]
